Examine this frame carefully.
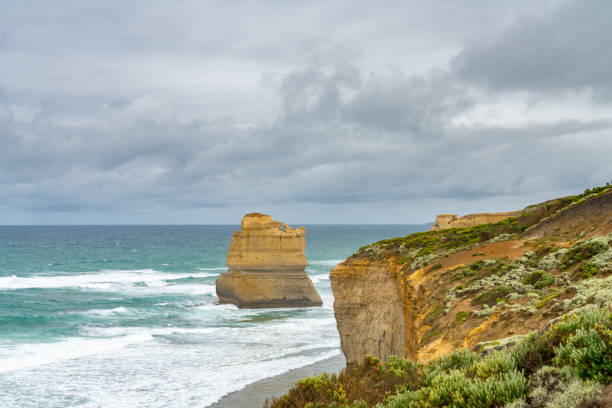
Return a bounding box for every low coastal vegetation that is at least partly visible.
[263,305,612,408]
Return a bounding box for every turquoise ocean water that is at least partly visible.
[0,225,426,407]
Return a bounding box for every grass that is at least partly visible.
[264,305,612,408]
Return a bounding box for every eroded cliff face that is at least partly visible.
[332,188,612,365]
[216,213,322,308]
[431,211,521,231]
[226,213,307,271]
[331,257,408,363]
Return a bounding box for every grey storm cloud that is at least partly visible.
[0,0,611,224]
[452,0,612,96]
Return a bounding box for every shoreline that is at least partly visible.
[207,353,346,408]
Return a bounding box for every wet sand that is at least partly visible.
[207,353,346,408]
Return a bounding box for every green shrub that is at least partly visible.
[385,355,418,381]
[525,366,605,408]
[535,274,554,289]
[420,350,478,387]
[510,332,554,375]
[560,240,609,270]
[264,354,421,408]
[547,306,608,346]
[578,262,600,279]
[535,275,554,289]
[470,260,486,271]
[474,350,516,378]
[535,245,557,258]
[546,306,612,383]
[387,369,527,408]
[453,268,477,281]
[553,327,612,383]
[473,286,514,306]
[522,270,554,289]
[455,311,469,323]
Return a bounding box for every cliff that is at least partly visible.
[331,186,612,365]
[216,213,322,308]
[431,211,521,230]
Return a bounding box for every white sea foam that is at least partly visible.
[83,326,222,338]
[196,267,228,271]
[190,302,237,311]
[0,333,153,373]
[310,274,330,283]
[0,270,216,293]
[84,306,132,317]
[0,315,341,406]
[308,259,344,267]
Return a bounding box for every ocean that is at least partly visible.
[0,225,426,407]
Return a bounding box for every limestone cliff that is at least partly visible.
[331,187,612,365]
[216,213,322,308]
[431,211,521,231]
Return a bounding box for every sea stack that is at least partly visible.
[215,213,323,308]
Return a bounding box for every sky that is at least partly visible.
[1,0,611,224]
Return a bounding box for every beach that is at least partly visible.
[208,354,347,408]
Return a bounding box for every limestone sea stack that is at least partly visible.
[215,213,323,308]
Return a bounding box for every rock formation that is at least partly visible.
[430,211,521,230]
[331,187,612,365]
[216,213,322,308]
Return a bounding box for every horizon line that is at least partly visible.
[0,222,434,227]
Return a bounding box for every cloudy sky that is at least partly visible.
[1,0,611,224]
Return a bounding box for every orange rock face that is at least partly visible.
[216,213,322,308]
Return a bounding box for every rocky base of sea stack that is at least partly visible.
[216,270,323,308]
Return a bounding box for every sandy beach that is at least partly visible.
[207,353,346,408]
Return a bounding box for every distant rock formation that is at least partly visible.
[430,211,521,231]
[215,213,323,308]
